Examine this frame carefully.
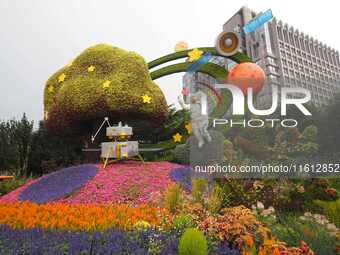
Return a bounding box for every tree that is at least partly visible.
[316,93,340,154]
[0,114,33,176]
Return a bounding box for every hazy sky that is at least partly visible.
[0,0,339,125]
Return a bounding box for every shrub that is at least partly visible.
[164,184,183,213]
[207,184,223,214]
[178,228,208,255]
[44,44,168,138]
[173,214,193,230]
[191,178,207,204]
[200,206,269,246]
[271,214,337,255]
[0,178,27,196]
[313,199,340,227]
[173,144,189,164]
[223,139,237,163]
[173,130,225,166]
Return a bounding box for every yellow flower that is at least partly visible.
[134,220,151,230]
[87,65,96,72]
[142,94,152,104]
[102,80,111,89]
[58,73,66,83]
[185,123,192,134]
[173,133,182,143]
[188,48,203,62]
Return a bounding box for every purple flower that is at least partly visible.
[0,225,179,254]
[19,164,99,203]
[170,167,192,191]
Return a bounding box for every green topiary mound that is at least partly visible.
[44,44,168,136]
[178,228,208,255]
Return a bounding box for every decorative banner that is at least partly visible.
[243,9,273,34]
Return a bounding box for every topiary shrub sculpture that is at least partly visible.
[43,44,168,138]
[178,228,208,255]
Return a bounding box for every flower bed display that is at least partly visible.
[0,225,179,255]
[0,202,171,231]
[57,161,182,205]
[18,164,99,204]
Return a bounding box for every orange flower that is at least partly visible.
[0,202,172,231]
[244,235,254,247]
[258,248,265,255]
[272,247,280,255]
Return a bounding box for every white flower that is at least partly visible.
[267,206,275,213]
[256,201,265,211]
[326,223,337,232]
[304,212,312,218]
[299,216,307,221]
[261,209,272,217]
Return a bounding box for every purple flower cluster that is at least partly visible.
[0,225,180,255]
[170,167,192,191]
[18,164,98,204]
[213,242,241,255]
[0,225,242,254]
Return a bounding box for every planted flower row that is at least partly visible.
[0,202,172,231]
[0,225,180,255]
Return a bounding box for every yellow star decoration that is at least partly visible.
[173,133,183,143]
[102,80,111,89]
[185,123,192,134]
[88,65,96,72]
[58,73,66,83]
[142,94,152,104]
[188,48,204,62]
[47,85,54,93]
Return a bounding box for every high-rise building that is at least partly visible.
[223,6,340,108]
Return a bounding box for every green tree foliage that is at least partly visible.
[0,114,33,177]
[0,115,84,177]
[28,121,83,176]
[316,93,340,154]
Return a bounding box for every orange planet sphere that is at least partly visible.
[227,62,266,95]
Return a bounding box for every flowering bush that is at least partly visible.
[299,212,338,236]
[19,164,99,203]
[200,206,269,247]
[0,202,172,231]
